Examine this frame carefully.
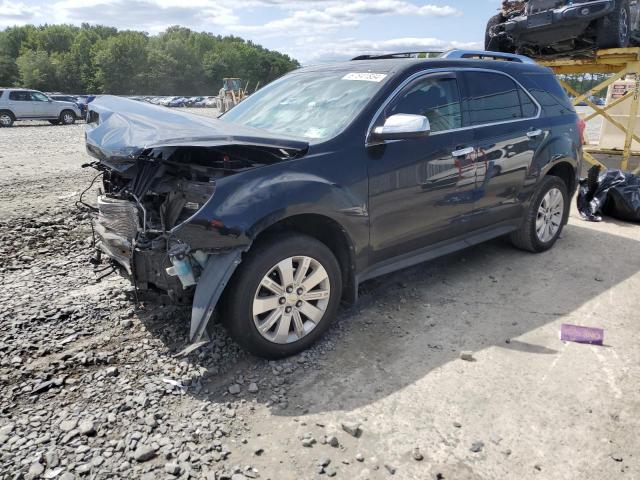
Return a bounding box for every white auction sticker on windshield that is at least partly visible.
[342,72,387,82]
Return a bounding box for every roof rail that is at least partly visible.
[351,51,444,60]
[440,49,536,64]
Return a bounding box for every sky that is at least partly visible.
[0,0,504,64]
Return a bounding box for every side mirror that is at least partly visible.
[372,113,430,141]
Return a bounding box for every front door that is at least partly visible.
[367,71,476,264]
[30,91,57,118]
[459,70,542,228]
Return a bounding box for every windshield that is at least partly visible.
[221,70,390,141]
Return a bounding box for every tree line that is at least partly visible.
[0,24,300,95]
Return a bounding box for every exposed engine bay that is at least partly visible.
[93,145,282,294]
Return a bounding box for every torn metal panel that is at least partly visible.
[190,248,245,342]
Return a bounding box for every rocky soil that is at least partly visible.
[1,115,639,480]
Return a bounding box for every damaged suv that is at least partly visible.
[486,0,640,57]
[85,50,582,358]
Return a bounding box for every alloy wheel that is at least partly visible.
[620,7,629,45]
[536,187,564,243]
[0,114,11,127]
[252,256,330,344]
[63,113,74,124]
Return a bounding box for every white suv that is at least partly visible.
[0,88,82,127]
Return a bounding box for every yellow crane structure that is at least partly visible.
[538,48,640,173]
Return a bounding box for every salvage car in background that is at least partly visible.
[0,89,82,127]
[49,94,88,118]
[486,0,640,57]
[85,50,582,358]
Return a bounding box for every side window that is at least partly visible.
[463,71,538,125]
[9,91,30,101]
[387,74,462,133]
[30,92,49,102]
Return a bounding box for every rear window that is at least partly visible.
[462,71,538,126]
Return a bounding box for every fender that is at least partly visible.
[172,155,369,259]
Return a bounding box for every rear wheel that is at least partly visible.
[221,234,342,359]
[59,110,76,125]
[597,0,631,49]
[510,176,569,253]
[0,110,14,127]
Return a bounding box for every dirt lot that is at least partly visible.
[1,113,639,480]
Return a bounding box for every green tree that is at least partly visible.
[0,24,299,94]
[93,31,149,94]
[16,50,58,91]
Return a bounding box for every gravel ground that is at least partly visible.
[1,113,639,480]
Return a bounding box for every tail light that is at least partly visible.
[577,118,586,145]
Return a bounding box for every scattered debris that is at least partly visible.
[174,340,209,358]
[561,324,604,346]
[341,421,362,438]
[470,441,485,453]
[460,351,475,361]
[412,447,424,461]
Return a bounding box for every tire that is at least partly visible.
[485,13,514,53]
[597,0,631,49]
[0,110,14,127]
[510,176,570,253]
[48,120,60,125]
[221,233,343,359]
[59,110,76,125]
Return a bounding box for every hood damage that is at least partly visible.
[85,95,308,341]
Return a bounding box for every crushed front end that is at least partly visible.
[84,96,308,340]
[93,153,219,301]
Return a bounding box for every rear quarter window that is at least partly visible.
[461,71,538,126]
[522,72,575,116]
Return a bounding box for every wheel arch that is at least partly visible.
[0,109,15,122]
[248,213,358,305]
[545,160,578,196]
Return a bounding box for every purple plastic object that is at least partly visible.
[561,324,604,345]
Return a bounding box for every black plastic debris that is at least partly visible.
[577,165,640,222]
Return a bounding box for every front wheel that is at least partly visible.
[59,110,76,125]
[510,176,570,253]
[221,234,342,359]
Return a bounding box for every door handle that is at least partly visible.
[527,129,543,139]
[451,146,474,157]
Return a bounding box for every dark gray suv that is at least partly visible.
[0,88,82,127]
[84,50,583,358]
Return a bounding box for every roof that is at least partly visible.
[296,57,549,80]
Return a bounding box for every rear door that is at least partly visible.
[7,91,33,118]
[459,69,542,229]
[367,71,477,264]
